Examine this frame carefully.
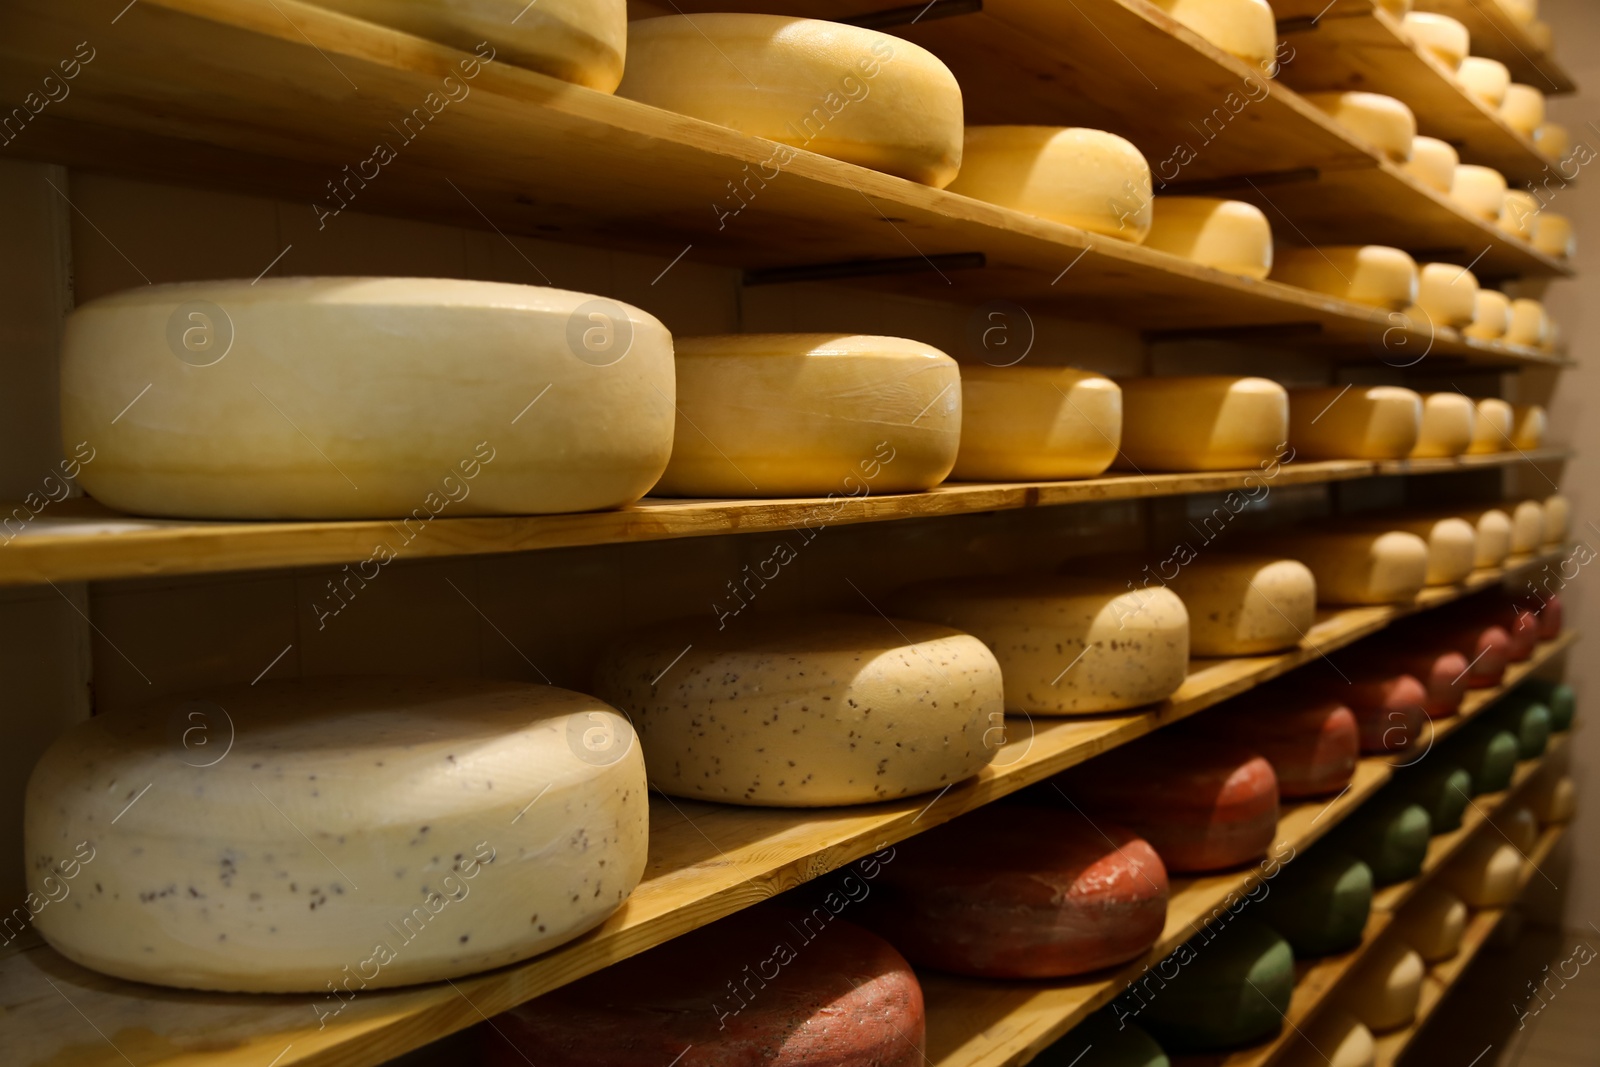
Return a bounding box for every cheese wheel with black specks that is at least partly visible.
[1543,494,1570,543]
[1464,289,1511,340]
[1452,165,1509,221]
[1410,393,1477,458]
[1511,404,1548,449]
[1139,921,1295,1051]
[1441,836,1524,906]
[1528,774,1577,823]
[1211,695,1358,798]
[1147,0,1278,66]
[1501,84,1546,136]
[1302,92,1416,160]
[1338,803,1431,885]
[1534,212,1575,258]
[1257,848,1373,956]
[1282,1011,1375,1067]
[1401,12,1469,68]
[1404,136,1459,192]
[1457,56,1511,106]
[1117,376,1289,471]
[1159,554,1315,656]
[1398,885,1467,961]
[949,126,1153,241]
[1144,198,1274,279]
[1288,386,1421,460]
[1272,529,1430,605]
[1271,246,1418,309]
[1507,298,1550,347]
[1467,398,1515,454]
[952,366,1120,481]
[1405,764,1474,832]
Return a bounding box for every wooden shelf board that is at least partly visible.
[1374,447,1570,476]
[1415,0,1577,95]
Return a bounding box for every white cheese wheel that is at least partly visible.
[1404,136,1459,193]
[1509,499,1545,554]
[1468,397,1514,453]
[1500,190,1540,239]
[1442,836,1524,906]
[62,278,673,520]
[1274,530,1430,605]
[1533,212,1575,258]
[1147,0,1278,66]
[1499,0,1537,26]
[892,574,1190,714]
[1506,298,1550,347]
[1534,122,1571,161]
[1118,376,1289,471]
[1416,262,1480,326]
[952,366,1120,481]
[618,15,964,187]
[1399,886,1468,961]
[1511,404,1548,449]
[1463,507,1514,567]
[1500,84,1546,136]
[1500,806,1539,852]
[1457,56,1511,106]
[1160,554,1316,656]
[1271,245,1419,310]
[1288,385,1421,461]
[593,613,1000,806]
[1528,774,1577,822]
[948,127,1153,242]
[1402,12,1469,69]
[653,334,960,497]
[25,679,648,992]
[1346,941,1425,1033]
[1144,197,1273,279]
[1348,515,1477,585]
[1451,165,1509,221]
[1410,392,1477,458]
[1463,289,1511,340]
[307,0,626,91]
[1303,92,1417,161]
[1284,1010,1376,1067]
[1543,493,1570,543]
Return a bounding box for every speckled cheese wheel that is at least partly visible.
[1500,84,1546,136]
[1405,764,1474,832]
[1271,245,1419,309]
[1143,198,1274,279]
[1258,848,1373,957]
[1410,393,1477,458]
[1462,507,1513,566]
[1282,1010,1375,1067]
[1534,122,1571,162]
[1543,494,1571,543]
[1137,921,1295,1051]
[1534,212,1576,258]
[1457,56,1511,106]
[1509,499,1545,554]
[308,0,626,90]
[1501,190,1540,238]
[951,366,1121,481]
[1467,398,1514,454]
[1288,386,1421,460]
[1275,529,1429,605]
[1213,697,1358,799]
[1401,12,1469,68]
[653,334,960,497]
[1415,263,1480,327]
[1160,554,1315,656]
[1303,92,1417,160]
[1523,679,1575,728]
[1147,0,1278,64]
[619,16,963,187]
[1118,376,1289,470]
[1349,515,1476,585]
[1452,165,1509,221]
[1460,729,1520,794]
[484,906,926,1067]
[1338,803,1431,885]
[1404,136,1459,192]
[1464,289,1511,340]
[948,127,1154,241]
[1528,773,1577,823]
[1499,806,1539,852]
[593,613,1000,807]
[1441,836,1524,906]
[24,679,649,992]
[892,573,1190,714]
[1400,885,1468,961]
[61,279,675,520]
[1506,298,1550,347]
[1358,646,1469,718]
[865,805,1169,978]
[1335,672,1428,754]
[1344,941,1425,1032]
[1036,1013,1172,1067]
[1511,404,1548,449]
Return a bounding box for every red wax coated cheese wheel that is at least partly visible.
[1332,672,1429,754]
[1536,593,1563,639]
[1502,608,1539,661]
[1435,623,1512,687]
[1212,696,1359,798]
[864,804,1169,978]
[485,906,925,1067]
[1356,647,1468,718]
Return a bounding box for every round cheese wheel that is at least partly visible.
[1337,672,1428,754]
[1442,836,1524,906]
[1283,1011,1375,1067]
[1161,554,1316,656]
[1417,263,1480,327]
[1457,56,1512,106]
[1507,701,1551,758]
[951,366,1120,481]
[1528,16,1552,47]
[308,0,626,91]
[1410,393,1477,458]
[867,805,1169,978]
[1360,645,1469,718]
[1404,136,1459,193]
[62,278,673,520]
[1509,499,1545,554]
[1272,245,1419,309]
[1543,494,1570,543]
[1035,1013,1172,1066]
[1275,529,1430,605]
[1500,84,1546,136]
[1461,729,1520,794]
[1464,289,1511,340]
[1350,516,1476,586]
[1500,190,1540,239]
[1289,385,1422,460]
[1303,92,1417,161]
[1500,0,1538,26]
[1499,806,1539,852]
[485,906,926,1066]
[1435,622,1512,687]
[1399,885,1468,962]
[1534,122,1571,161]
[1406,764,1474,832]
[595,613,1000,806]
[1527,773,1577,823]
[1533,212,1575,258]
[1510,404,1548,449]
[1523,679,1574,729]
[1118,375,1288,471]
[1475,597,1540,661]
[893,573,1189,714]
[1340,803,1431,885]
[619,15,963,187]
[1463,507,1513,566]
[1505,298,1550,347]
[1535,596,1564,640]
[1345,942,1425,1032]
[24,678,649,992]
[1402,12,1470,69]
[653,334,960,497]
[949,127,1153,241]
[1451,164,1509,221]
[1144,197,1273,279]
[1467,397,1514,454]
[1139,921,1294,1051]
[1148,0,1278,65]
[1213,696,1359,798]
[1258,848,1373,956]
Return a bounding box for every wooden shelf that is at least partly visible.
[1373,447,1569,476]
[1415,0,1577,96]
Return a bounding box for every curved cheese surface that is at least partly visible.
[1534,122,1571,162]
[1401,886,1468,962]
[952,366,1120,481]
[1356,515,1476,586]
[654,333,960,497]
[1404,136,1459,192]
[1271,245,1419,309]
[1500,806,1539,852]
[1451,165,1509,221]
[1284,1011,1375,1067]
[1345,942,1424,1032]
[1463,730,1520,794]
[62,278,674,520]
[1416,262,1480,326]
[1276,529,1429,605]
[1289,385,1421,460]
[1339,672,1428,754]
[1511,404,1548,449]
[1401,12,1469,68]
[1457,56,1511,106]
[1501,84,1547,136]
[1119,376,1289,470]
[1141,921,1295,1051]
[1443,837,1524,906]
[1500,190,1540,239]
[1534,212,1575,258]
[1303,92,1416,160]
[1407,764,1474,831]
[1464,289,1511,340]
[1464,507,1514,566]
[1145,197,1273,279]
[1468,397,1514,453]
[619,15,963,187]
[1506,298,1550,347]
[1162,554,1315,656]
[1341,803,1431,885]
[1505,700,1551,758]
[25,678,649,992]
[1410,393,1476,458]
[1148,0,1278,65]
[1510,499,1545,553]
[1543,493,1570,543]
[1258,848,1372,957]
[1528,774,1577,823]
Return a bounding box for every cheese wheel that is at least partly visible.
[1303,92,1417,161]
[1504,701,1552,758]
[1535,596,1564,640]
[1506,298,1550,347]
[1283,1011,1375,1067]
[1410,393,1477,458]
[24,678,648,992]
[952,366,1120,481]
[1404,136,1459,193]
[1473,595,1540,661]
[1528,16,1552,48]
[485,906,925,1067]
[893,573,1189,714]
[1463,507,1513,566]
[1344,942,1425,1032]
[1499,0,1537,26]
[1533,212,1575,258]
[1160,554,1315,656]
[654,334,960,497]
[594,613,999,806]
[1147,0,1278,66]
[1274,529,1429,605]
[1358,643,1469,718]
[1441,836,1524,906]
[949,127,1153,241]
[866,805,1169,978]
[1522,680,1574,729]
[1499,806,1539,852]
[1444,622,1513,687]
[1511,404,1548,449]
[1213,696,1358,798]
[1140,921,1294,1051]
[1144,197,1273,279]
[1336,672,1428,754]
[1349,515,1476,586]
[1467,397,1514,453]
[1451,165,1509,221]
[1339,803,1431,885]
[1037,1017,1171,1067]
[1460,729,1520,794]
[1288,386,1422,461]
[1401,12,1469,69]
[619,16,963,187]
[1463,289,1511,340]
[1509,499,1545,553]
[1271,246,1419,310]
[1399,886,1468,962]
[307,0,626,91]
[1534,122,1571,161]
[1500,84,1546,136]
[1528,774,1577,823]
[1500,190,1540,239]
[1406,764,1474,832]
[1542,494,1570,543]
[62,279,673,520]
[1457,56,1512,106]
[1258,848,1373,956]
[1118,376,1288,471]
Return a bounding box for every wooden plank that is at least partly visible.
[1375,447,1570,476]
[1414,0,1576,95]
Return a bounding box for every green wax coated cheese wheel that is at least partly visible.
[1340,803,1432,885]
[1458,730,1520,794]
[1523,680,1575,731]
[1507,702,1552,759]
[1258,848,1373,957]
[1134,920,1294,1052]
[1405,764,1474,832]
[1035,1013,1170,1067]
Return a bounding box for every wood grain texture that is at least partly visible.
[1414,0,1577,94]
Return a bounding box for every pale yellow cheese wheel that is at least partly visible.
[1442,836,1524,906]
[1510,499,1546,554]
[1275,529,1430,605]
[1543,493,1570,543]
[1506,298,1550,347]
[618,15,964,187]
[1399,886,1468,962]
[1271,245,1419,310]
[1500,83,1546,136]
[1463,289,1511,340]
[1401,12,1469,69]
[1500,806,1539,852]
[1284,1010,1376,1067]
[1416,262,1480,326]
[1348,515,1477,585]
[308,0,626,91]
[1288,385,1422,460]
[1528,774,1577,823]
[1160,554,1316,655]
[1462,507,1514,567]
[1410,392,1477,458]
[654,334,960,497]
[1451,165,1509,220]
[1303,91,1417,160]
[1147,0,1278,65]
[952,366,1121,481]
[1534,122,1571,161]
[1534,212,1575,258]
[1468,397,1515,453]
[948,126,1153,242]
[1144,197,1273,279]
[593,613,1001,806]
[1500,190,1540,239]
[1404,136,1459,193]
[894,573,1189,714]
[1457,56,1511,106]
[1511,404,1548,449]
[1345,941,1425,1032]
[1118,376,1289,471]
[62,278,674,520]
[1500,0,1538,26]
[1528,17,1553,49]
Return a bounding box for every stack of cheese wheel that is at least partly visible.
[1405,762,1475,832]
[1147,0,1278,66]
[1158,553,1315,655]
[1527,771,1578,823]
[1143,198,1274,279]
[1271,246,1418,309]
[1458,56,1511,106]
[1410,393,1477,458]
[1326,668,1428,755]
[1257,846,1374,956]
[1440,834,1525,907]
[1507,297,1551,347]
[1287,385,1422,460]
[949,127,1153,241]
[482,905,927,1066]
[1401,12,1470,68]
[1209,691,1359,798]
[1522,678,1576,730]
[1351,640,1470,718]
[1542,492,1571,545]
[1343,939,1426,1032]
[1511,403,1548,448]
[1459,506,1514,567]
[1467,397,1515,454]
[1464,289,1512,340]
[62,279,676,520]
[24,679,650,991]
[1336,800,1432,885]
[1281,1010,1376,1067]
[892,573,1190,713]
[1399,884,1469,961]
[1034,1010,1171,1067]
[1269,527,1429,605]
[1456,725,1521,794]
[1502,84,1547,137]
[1136,920,1295,1051]
[1340,515,1476,586]
[620,16,963,187]
[863,803,1169,978]
[1451,165,1508,221]
[1302,92,1417,161]
[953,367,1120,481]
[1118,376,1289,471]
[1413,263,1479,328]
[653,334,960,496]
[592,613,1001,806]
[1405,136,1459,192]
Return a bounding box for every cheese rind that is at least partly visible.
[1288,386,1421,460]
[1534,122,1571,161]
[1442,836,1524,906]
[1506,298,1550,347]
[1404,136,1459,193]
[1144,197,1273,279]
[1467,397,1515,453]
[1140,921,1295,1051]
[1456,56,1511,106]
[1118,376,1289,471]
[1542,493,1570,543]
[1401,12,1469,69]
[1271,246,1419,309]
[1463,289,1511,340]
[1462,730,1521,793]
[1511,404,1548,449]
[1350,515,1477,585]
[1528,774,1577,823]
[1274,530,1430,605]
[1340,803,1431,885]
[1283,1011,1375,1067]
[1399,887,1467,962]
[1500,806,1539,852]
[1303,92,1417,160]
[1499,190,1540,239]
[25,679,649,992]
[1338,673,1428,754]
[952,366,1120,481]
[1147,0,1278,65]
[1344,942,1425,1032]
[1410,393,1477,458]
[1500,83,1547,136]
[1406,764,1474,831]
[1161,554,1316,656]
[1533,212,1575,258]
[1509,499,1545,553]
[1464,507,1514,566]
[1451,165,1509,221]
[1258,848,1373,956]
